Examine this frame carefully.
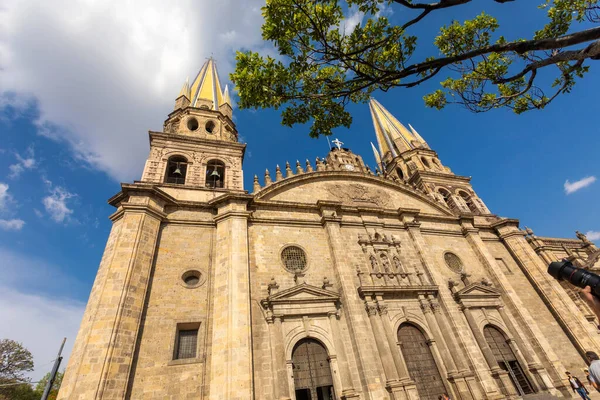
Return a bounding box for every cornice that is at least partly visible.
[148,131,247,153]
[253,170,454,217]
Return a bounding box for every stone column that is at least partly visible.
[58,194,164,400]
[420,298,458,375]
[365,303,407,400]
[268,314,291,400]
[462,307,517,396]
[328,311,360,400]
[376,303,412,383]
[208,196,254,400]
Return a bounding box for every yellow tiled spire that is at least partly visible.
[370,142,382,169]
[178,77,190,99]
[189,58,224,110]
[369,98,427,156]
[369,99,397,158]
[222,84,231,106]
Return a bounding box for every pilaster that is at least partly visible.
[208,196,253,400]
[58,193,165,400]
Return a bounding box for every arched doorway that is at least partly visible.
[291,339,335,400]
[398,323,447,400]
[483,325,533,396]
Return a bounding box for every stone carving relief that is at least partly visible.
[326,183,391,208]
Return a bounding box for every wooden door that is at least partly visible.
[484,325,534,396]
[398,323,447,400]
[292,339,335,400]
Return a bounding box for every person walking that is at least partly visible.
[586,351,600,391]
[567,371,592,400]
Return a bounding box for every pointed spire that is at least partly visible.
[275,165,283,181]
[369,98,428,155]
[178,77,190,99]
[222,84,231,106]
[285,161,294,177]
[370,142,382,170]
[264,169,272,185]
[189,58,224,110]
[253,175,261,193]
[305,159,314,172]
[296,160,304,174]
[408,123,429,147]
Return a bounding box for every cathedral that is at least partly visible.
[58,59,600,400]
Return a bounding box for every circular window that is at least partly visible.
[205,120,216,133]
[281,246,308,273]
[187,118,199,131]
[444,252,463,273]
[181,270,203,288]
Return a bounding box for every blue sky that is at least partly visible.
[0,0,598,381]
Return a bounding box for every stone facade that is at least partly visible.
[59,61,600,400]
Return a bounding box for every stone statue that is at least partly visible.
[576,231,592,245]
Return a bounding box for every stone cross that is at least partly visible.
[332,138,344,150]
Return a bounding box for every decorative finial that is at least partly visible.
[264,169,272,185]
[285,161,294,177]
[253,175,261,193]
[295,160,304,174]
[305,159,314,172]
[577,230,592,245]
[332,138,344,150]
[322,277,333,289]
[275,165,283,181]
[316,157,325,171]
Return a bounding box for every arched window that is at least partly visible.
[292,339,335,400]
[432,158,442,170]
[458,191,478,213]
[398,324,446,399]
[421,157,430,169]
[438,188,453,208]
[205,160,225,188]
[165,156,188,185]
[396,167,404,180]
[484,325,533,396]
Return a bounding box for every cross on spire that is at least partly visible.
[332,138,344,150]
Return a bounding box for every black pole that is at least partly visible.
[41,337,66,400]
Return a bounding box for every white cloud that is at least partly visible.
[586,231,600,241]
[42,187,75,223]
[8,146,36,178]
[0,288,85,381]
[564,176,596,194]
[0,0,267,182]
[0,182,13,211]
[0,247,88,381]
[343,7,364,36]
[0,218,25,230]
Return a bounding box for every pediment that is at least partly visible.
[454,283,501,299]
[254,173,451,216]
[267,283,340,304]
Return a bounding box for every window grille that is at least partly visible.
[282,246,307,273]
[175,329,198,359]
[444,252,463,273]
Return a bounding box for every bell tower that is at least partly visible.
[140,58,245,192]
[369,98,491,215]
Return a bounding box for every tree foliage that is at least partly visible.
[231,0,600,137]
[0,339,34,400]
